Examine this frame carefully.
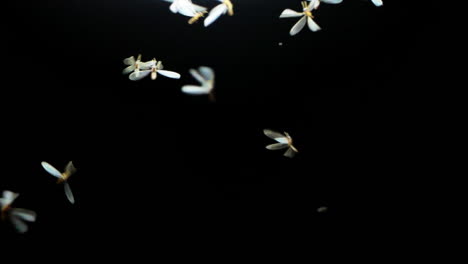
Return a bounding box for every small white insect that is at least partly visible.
[204,0,234,27]
[317,206,328,213]
[263,129,299,158]
[122,54,150,76]
[129,58,181,81]
[0,190,37,233]
[163,0,208,24]
[280,1,321,36]
[41,161,77,204]
[181,66,215,101]
[371,0,383,7]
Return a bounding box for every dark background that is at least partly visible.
[3,0,438,258]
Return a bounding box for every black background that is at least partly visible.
[4,0,438,258]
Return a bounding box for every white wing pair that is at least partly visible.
[371,0,383,7]
[280,1,321,36]
[163,0,208,24]
[128,58,181,81]
[204,0,234,27]
[0,190,37,233]
[182,66,215,101]
[41,161,77,204]
[264,129,299,158]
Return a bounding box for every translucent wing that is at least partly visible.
[279,9,303,18]
[2,191,19,204]
[371,0,383,6]
[198,66,214,81]
[10,208,36,222]
[157,70,181,79]
[266,143,289,150]
[9,215,29,233]
[290,16,307,36]
[320,0,343,4]
[122,65,136,75]
[64,182,75,204]
[182,85,211,95]
[64,161,76,176]
[139,61,154,70]
[192,3,207,12]
[129,70,151,81]
[263,129,286,140]
[284,147,297,158]
[189,69,206,84]
[307,17,321,32]
[123,56,135,66]
[311,0,320,10]
[41,161,63,178]
[204,3,228,27]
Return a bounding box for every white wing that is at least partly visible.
[170,2,178,13]
[290,16,307,36]
[371,0,383,6]
[41,161,63,178]
[129,70,151,81]
[189,69,206,84]
[279,9,303,18]
[9,215,29,233]
[10,208,36,222]
[122,65,136,75]
[64,182,75,204]
[198,66,214,81]
[65,161,76,176]
[176,0,198,17]
[308,0,320,10]
[266,143,289,150]
[263,129,286,140]
[182,85,211,95]
[1,190,19,206]
[204,3,228,27]
[307,17,321,32]
[158,70,181,79]
[192,3,207,12]
[284,147,297,158]
[123,56,135,66]
[320,0,343,4]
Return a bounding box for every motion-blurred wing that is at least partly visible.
[371,0,383,6]
[64,161,76,176]
[123,56,135,66]
[41,162,63,178]
[129,70,151,81]
[122,65,136,75]
[279,9,303,18]
[204,3,228,27]
[307,17,321,32]
[284,147,297,158]
[266,143,289,150]
[263,129,287,142]
[290,16,307,36]
[158,70,181,79]
[1,191,19,206]
[64,182,75,204]
[9,215,28,233]
[182,85,211,95]
[10,208,36,222]
[189,69,206,84]
[198,66,214,81]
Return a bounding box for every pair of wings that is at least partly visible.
[182,66,214,95]
[0,190,19,207]
[280,9,321,35]
[8,208,37,233]
[166,0,207,17]
[264,129,297,158]
[129,68,181,81]
[41,161,76,204]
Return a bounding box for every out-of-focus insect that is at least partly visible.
[181,66,215,101]
[317,206,328,213]
[280,1,321,36]
[0,190,37,233]
[163,0,208,24]
[129,58,181,81]
[263,129,299,158]
[204,0,234,27]
[371,0,383,6]
[41,161,77,204]
[122,54,150,76]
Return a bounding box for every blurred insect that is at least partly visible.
[317,206,328,213]
[163,0,208,24]
[204,0,234,27]
[371,0,383,6]
[263,129,299,158]
[122,54,150,76]
[0,190,37,233]
[280,1,321,36]
[182,66,215,101]
[41,161,77,204]
[129,58,181,81]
